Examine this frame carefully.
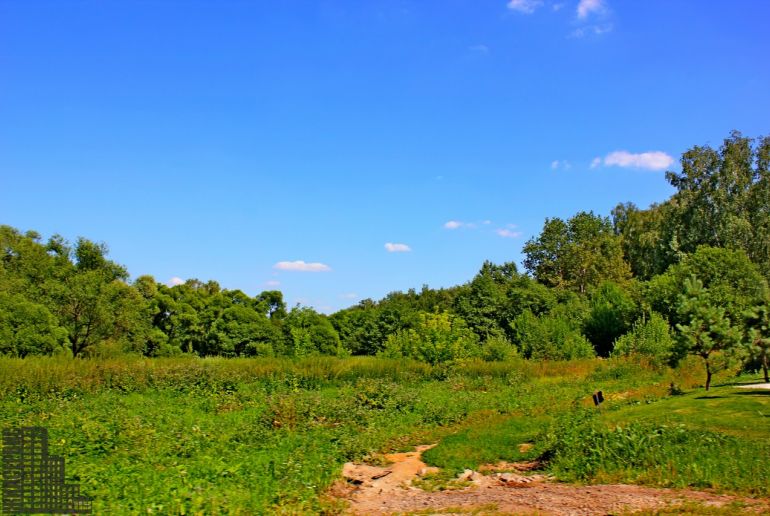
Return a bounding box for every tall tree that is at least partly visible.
[524,211,630,293]
[665,132,770,279]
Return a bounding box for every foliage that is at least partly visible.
[612,312,674,367]
[666,132,770,279]
[510,308,595,360]
[744,303,770,382]
[379,311,480,364]
[645,246,768,327]
[0,292,68,357]
[674,277,743,390]
[582,281,638,356]
[523,211,631,293]
[480,335,517,362]
[540,410,770,496]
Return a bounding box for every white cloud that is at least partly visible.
[577,0,605,19]
[273,260,331,272]
[340,292,358,299]
[265,280,281,287]
[602,150,674,171]
[168,276,184,286]
[551,159,572,170]
[570,23,612,38]
[496,229,523,238]
[385,242,411,253]
[469,44,489,54]
[590,157,602,169]
[507,0,543,14]
[482,220,492,225]
[443,220,480,229]
[552,2,565,11]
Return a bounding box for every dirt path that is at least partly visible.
[337,445,770,515]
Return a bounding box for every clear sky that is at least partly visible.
[2,1,769,312]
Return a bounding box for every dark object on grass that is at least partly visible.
[592,391,604,406]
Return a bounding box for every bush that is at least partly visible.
[511,310,595,360]
[481,336,517,362]
[379,312,480,364]
[612,312,674,367]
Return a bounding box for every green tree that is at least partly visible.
[283,306,343,357]
[665,132,770,279]
[582,281,638,356]
[0,293,68,357]
[744,304,770,382]
[524,212,630,293]
[645,246,768,327]
[675,277,743,390]
[453,261,518,340]
[380,311,479,364]
[612,312,674,368]
[510,300,594,361]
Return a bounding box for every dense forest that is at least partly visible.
[2,131,769,388]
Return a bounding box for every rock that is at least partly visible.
[457,469,474,481]
[470,471,484,483]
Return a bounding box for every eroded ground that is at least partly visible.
[336,445,770,515]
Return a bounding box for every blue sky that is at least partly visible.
[2,1,769,312]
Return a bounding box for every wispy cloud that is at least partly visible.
[274,260,331,272]
[593,150,674,171]
[340,292,358,299]
[264,279,281,287]
[570,23,613,38]
[551,159,572,170]
[168,276,184,286]
[443,220,480,230]
[507,0,543,14]
[577,0,605,19]
[385,242,411,253]
[469,44,489,54]
[496,228,523,238]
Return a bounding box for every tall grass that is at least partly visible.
[539,409,770,496]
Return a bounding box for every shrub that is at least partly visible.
[612,312,674,367]
[481,336,517,362]
[379,312,480,364]
[511,310,595,360]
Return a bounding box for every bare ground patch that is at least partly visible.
[336,445,770,515]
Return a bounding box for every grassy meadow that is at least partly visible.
[0,356,768,514]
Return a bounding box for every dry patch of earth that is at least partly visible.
[735,383,770,390]
[335,445,770,515]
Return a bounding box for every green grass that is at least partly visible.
[421,413,545,472]
[600,379,770,440]
[1,356,767,513]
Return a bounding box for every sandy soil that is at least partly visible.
[336,445,770,515]
[735,383,770,390]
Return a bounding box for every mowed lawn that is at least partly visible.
[601,378,770,441]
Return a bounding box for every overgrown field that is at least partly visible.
[0,356,767,514]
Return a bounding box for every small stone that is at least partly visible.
[457,469,474,481]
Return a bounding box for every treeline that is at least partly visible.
[1,131,769,387]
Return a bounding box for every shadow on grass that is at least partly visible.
[731,391,770,397]
[695,395,725,400]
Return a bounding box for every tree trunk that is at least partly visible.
[763,354,769,383]
[705,359,712,391]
